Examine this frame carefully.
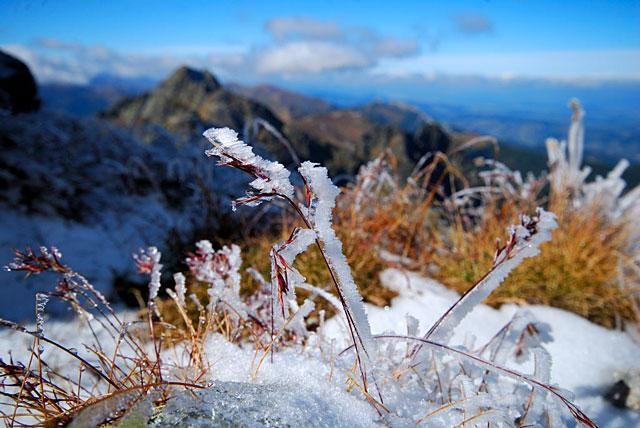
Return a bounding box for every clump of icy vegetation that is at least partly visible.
[1,123,604,427]
[200,126,594,426]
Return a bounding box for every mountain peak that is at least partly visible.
[161,65,221,93]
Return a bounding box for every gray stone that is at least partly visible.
[149,381,368,427]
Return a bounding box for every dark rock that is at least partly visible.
[605,380,631,408]
[605,371,640,411]
[0,50,40,114]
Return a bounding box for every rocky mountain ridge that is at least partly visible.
[104,66,462,178]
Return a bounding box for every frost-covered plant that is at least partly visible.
[203,127,377,398]
[1,124,600,427]
[134,246,163,304]
[436,100,640,327]
[544,100,640,326]
[1,247,205,426]
[547,100,640,243]
[202,126,596,425]
[186,240,245,320]
[423,208,557,344]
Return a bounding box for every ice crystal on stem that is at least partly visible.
[134,246,163,304]
[424,208,557,344]
[298,161,375,357]
[203,127,294,208]
[172,272,186,308]
[186,240,246,319]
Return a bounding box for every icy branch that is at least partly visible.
[424,208,557,344]
[203,127,295,208]
[298,161,375,357]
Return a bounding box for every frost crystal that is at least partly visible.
[202,127,295,207]
[270,228,316,320]
[173,272,186,307]
[34,293,49,339]
[425,208,557,344]
[298,161,375,356]
[186,241,245,318]
[134,247,163,304]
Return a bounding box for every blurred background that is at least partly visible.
[1,0,639,321]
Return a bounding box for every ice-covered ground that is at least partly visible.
[365,269,640,427]
[1,268,639,426]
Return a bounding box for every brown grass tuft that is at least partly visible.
[432,197,638,327]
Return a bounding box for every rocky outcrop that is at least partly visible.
[286,109,454,178]
[0,50,40,114]
[103,66,281,137]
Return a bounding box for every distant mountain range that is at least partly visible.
[102,67,466,179]
[227,83,334,123]
[35,63,640,181]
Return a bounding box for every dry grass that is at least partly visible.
[0,248,209,427]
[227,149,639,329]
[431,196,638,328]
[170,146,639,332]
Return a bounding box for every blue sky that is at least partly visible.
[1,0,639,85]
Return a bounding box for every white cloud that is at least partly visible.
[373,38,419,58]
[1,16,422,84]
[258,17,419,75]
[256,41,371,74]
[373,49,640,81]
[1,40,251,84]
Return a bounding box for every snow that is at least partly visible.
[351,268,640,427]
[2,268,638,426]
[150,381,374,427]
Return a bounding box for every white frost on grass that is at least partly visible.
[2,269,639,426]
[334,268,640,428]
[203,127,295,206]
[271,228,317,318]
[425,208,557,344]
[186,241,246,319]
[298,161,375,357]
[172,272,186,307]
[133,246,163,303]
